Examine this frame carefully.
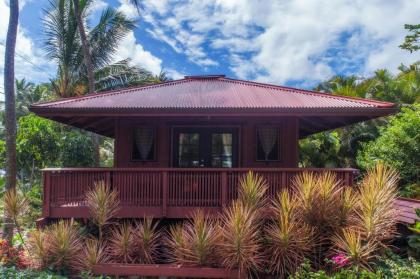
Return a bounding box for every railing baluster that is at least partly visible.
[162,171,168,217]
[221,171,227,207]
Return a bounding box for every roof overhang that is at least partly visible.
[29,76,398,138]
[30,106,398,139]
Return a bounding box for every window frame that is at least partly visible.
[130,126,157,162]
[255,125,281,162]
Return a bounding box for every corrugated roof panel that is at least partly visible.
[31,76,395,110]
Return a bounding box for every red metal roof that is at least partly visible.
[31,76,395,112]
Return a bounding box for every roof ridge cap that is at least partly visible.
[220,77,395,108]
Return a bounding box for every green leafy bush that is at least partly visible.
[0,266,67,279]
[290,256,420,279]
[357,104,420,187]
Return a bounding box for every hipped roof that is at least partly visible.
[30,75,397,138]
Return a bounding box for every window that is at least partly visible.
[211,133,233,167]
[178,133,200,167]
[256,127,280,161]
[132,127,156,161]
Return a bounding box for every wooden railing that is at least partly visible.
[41,168,358,219]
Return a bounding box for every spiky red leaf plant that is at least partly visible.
[166,210,220,266]
[353,162,399,245]
[108,222,135,263]
[218,200,263,277]
[73,238,110,273]
[27,229,51,269]
[331,228,377,270]
[85,180,120,240]
[292,171,354,267]
[166,223,188,264]
[294,172,345,231]
[238,171,268,215]
[48,220,83,272]
[265,190,314,277]
[133,217,161,264]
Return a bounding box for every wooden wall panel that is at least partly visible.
[114,116,299,168]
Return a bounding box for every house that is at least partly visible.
[30,75,397,220]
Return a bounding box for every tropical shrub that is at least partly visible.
[108,223,135,263]
[0,239,27,268]
[166,210,219,266]
[85,181,120,240]
[238,171,268,212]
[133,218,161,264]
[408,209,420,259]
[218,200,262,276]
[331,229,376,269]
[27,229,51,269]
[291,255,420,278]
[0,265,68,279]
[265,190,313,276]
[353,162,398,243]
[47,221,83,273]
[357,104,420,188]
[76,238,109,273]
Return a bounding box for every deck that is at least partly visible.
[41,167,357,219]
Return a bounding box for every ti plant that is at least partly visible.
[85,180,120,240]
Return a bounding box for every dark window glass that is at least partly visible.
[132,127,156,161]
[178,133,200,167]
[256,127,279,161]
[211,133,233,167]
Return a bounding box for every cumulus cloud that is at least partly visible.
[113,31,163,75]
[138,0,420,86]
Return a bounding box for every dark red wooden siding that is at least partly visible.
[114,116,299,168]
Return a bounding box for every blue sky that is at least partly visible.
[1,0,419,94]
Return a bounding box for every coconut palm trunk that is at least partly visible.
[73,0,100,166]
[3,0,19,242]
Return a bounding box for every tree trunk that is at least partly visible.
[73,0,100,166]
[3,0,19,242]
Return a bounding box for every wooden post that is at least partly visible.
[345,171,350,186]
[43,171,51,218]
[221,172,227,207]
[162,171,168,217]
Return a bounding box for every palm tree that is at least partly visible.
[3,0,19,242]
[15,79,51,118]
[95,59,169,92]
[72,0,99,166]
[43,0,135,166]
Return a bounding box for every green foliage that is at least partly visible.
[0,265,109,278]
[17,114,60,178]
[357,104,420,186]
[299,132,341,167]
[59,128,94,167]
[302,62,420,172]
[0,266,67,278]
[408,209,420,259]
[400,24,420,53]
[290,256,420,279]
[290,260,380,279]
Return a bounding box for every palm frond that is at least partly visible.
[89,8,136,70]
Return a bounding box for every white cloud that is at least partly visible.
[113,31,162,75]
[165,68,184,80]
[0,0,56,100]
[139,0,420,86]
